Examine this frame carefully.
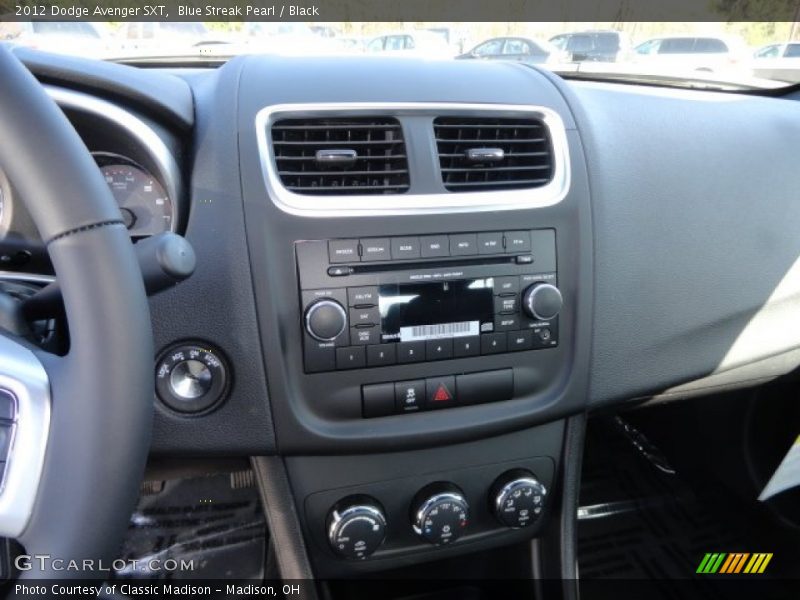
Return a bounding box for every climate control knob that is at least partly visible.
[411,483,469,546]
[327,496,387,560]
[491,470,547,529]
[305,299,347,341]
[522,282,562,321]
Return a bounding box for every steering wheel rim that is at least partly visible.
[0,47,153,578]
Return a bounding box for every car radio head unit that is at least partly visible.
[295,229,561,374]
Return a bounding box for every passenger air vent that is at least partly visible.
[434,117,554,192]
[271,118,409,195]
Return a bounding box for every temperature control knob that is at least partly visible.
[327,496,387,560]
[522,283,562,321]
[305,299,347,341]
[411,483,469,546]
[491,470,547,529]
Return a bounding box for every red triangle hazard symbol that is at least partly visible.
[433,384,452,402]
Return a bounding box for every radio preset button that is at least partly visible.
[361,238,391,262]
[495,295,518,314]
[397,341,426,364]
[426,339,453,361]
[477,232,504,254]
[351,326,379,346]
[348,286,379,307]
[420,235,450,258]
[349,307,380,327]
[336,346,366,370]
[504,231,532,253]
[481,332,508,354]
[328,239,360,263]
[391,237,421,260]
[395,380,425,413]
[449,234,478,256]
[453,335,480,358]
[508,330,533,351]
[493,276,519,295]
[367,344,396,367]
[425,376,456,409]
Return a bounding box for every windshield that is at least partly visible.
[1,20,799,88]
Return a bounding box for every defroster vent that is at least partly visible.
[434,117,554,192]
[272,118,409,195]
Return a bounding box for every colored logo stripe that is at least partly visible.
[697,552,773,574]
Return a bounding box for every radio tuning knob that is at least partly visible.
[522,282,562,321]
[305,299,347,341]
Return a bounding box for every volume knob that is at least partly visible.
[305,299,347,341]
[522,283,562,321]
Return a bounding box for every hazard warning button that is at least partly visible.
[425,376,457,409]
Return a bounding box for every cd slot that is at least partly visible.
[349,255,522,275]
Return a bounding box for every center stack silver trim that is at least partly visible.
[255,102,571,217]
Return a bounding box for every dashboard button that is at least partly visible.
[494,315,520,331]
[493,277,519,295]
[504,231,531,253]
[304,343,336,373]
[457,369,513,405]
[327,266,352,277]
[328,239,360,263]
[367,344,396,367]
[453,335,480,358]
[420,235,450,258]
[395,380,425,413]
[361,238,391,262]
[351,326,379,345]
[349,307,380,327]
[426,338,453,361]
[362,383,395,418]
[477,232,504,254]
[425,376,456,409]
[508,330,533,351]
[336,346,366,370]
[481,332,507,354]
[494,296,518,314]
[391,237,421,260]
[348,286,379,307]
[397,341,425,364]
[449,234,478,256]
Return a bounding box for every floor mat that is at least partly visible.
[114,468,267,580]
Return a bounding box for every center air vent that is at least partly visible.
[272,118,409,195]
[434,117,554,192]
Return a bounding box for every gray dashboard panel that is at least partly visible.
[564,81,800,406]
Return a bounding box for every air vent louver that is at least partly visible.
[434,117,554,192]
[272,117,409,195]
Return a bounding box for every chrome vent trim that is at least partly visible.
[255,102,571,217]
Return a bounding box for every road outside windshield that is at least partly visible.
[0,21,799,87]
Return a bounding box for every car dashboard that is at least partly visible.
[3,49,800,580]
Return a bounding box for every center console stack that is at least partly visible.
[235,57,593,576]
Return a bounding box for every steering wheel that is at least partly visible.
[0,48,153,578]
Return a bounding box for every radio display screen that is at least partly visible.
[379,279,494,342]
